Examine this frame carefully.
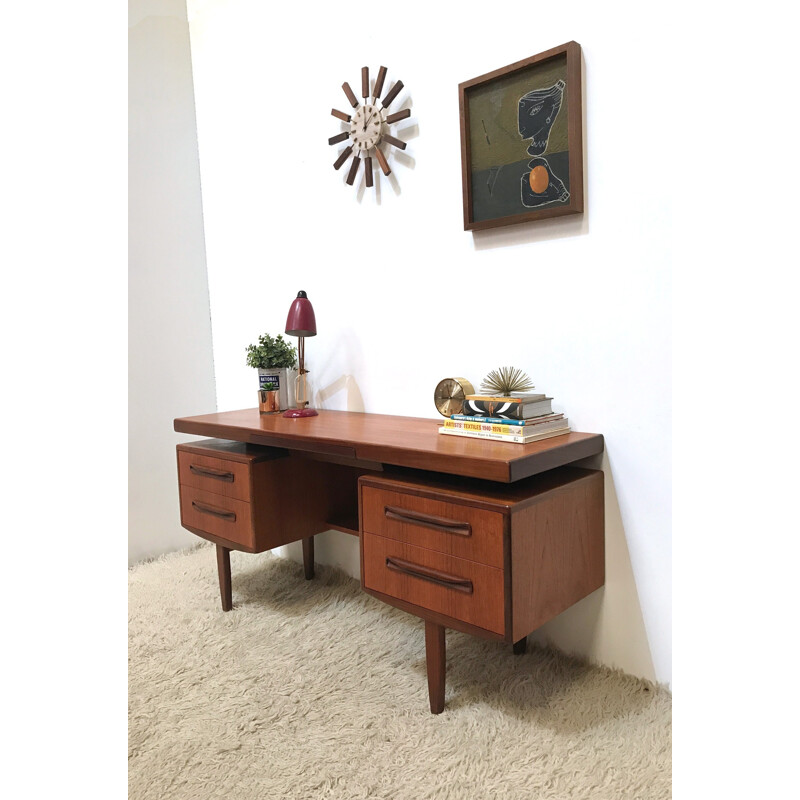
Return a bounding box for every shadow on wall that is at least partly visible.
[347,95,415,205]
[529,449,657,682]
[472,212,587,250]
[317,374,365,412]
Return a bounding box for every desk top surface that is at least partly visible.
[174,408,604,483]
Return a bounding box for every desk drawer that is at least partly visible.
[362,533,505,635]
[178,450,251,502]
[361,486,504,569]
[179,485,254,548]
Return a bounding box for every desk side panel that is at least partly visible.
[250,456,338,549]
[511,470,605,641]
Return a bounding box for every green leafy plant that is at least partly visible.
[480,366,535,396]
[246,333,298,369]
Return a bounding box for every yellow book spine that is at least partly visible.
[442,420,518,435]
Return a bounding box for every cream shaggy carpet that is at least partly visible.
[129,543,671,799]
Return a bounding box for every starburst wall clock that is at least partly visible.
[329,66,410,188]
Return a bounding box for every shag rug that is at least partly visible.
[129,543,671,799]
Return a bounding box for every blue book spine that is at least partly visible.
[450,414,527,426]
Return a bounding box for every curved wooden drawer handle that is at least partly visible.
[385,556,473,594]
[191,501,236,522]
[189,464,235,482]
[384,506,471,537]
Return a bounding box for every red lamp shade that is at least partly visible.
[285,291,317,337]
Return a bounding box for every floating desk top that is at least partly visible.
[173,408,604,483]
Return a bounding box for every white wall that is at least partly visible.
[129,0,217,565]
[185,0,671,685]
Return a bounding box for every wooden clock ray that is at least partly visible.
[329,65,410,188]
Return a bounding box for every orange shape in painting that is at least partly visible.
[528,165,549,194]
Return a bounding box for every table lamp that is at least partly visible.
[283,290,318,418]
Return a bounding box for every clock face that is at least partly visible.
[350,105,384,152]
[442,397,462,416]
[434,378,475,417]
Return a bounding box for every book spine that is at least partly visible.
[465,395,523,403]
[450,413,563,426]
[439,427,528,443]
[443,420,526,435]
[462,401,523,419]
[451,414,526,425]
[439,426,570,444]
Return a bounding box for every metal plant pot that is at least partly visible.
[257,367,297,411]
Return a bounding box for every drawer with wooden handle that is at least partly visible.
[362,532,505,635]
[360,485,504,569]
[179,485,254,549]
[178,449,252,502]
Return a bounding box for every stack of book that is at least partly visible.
[438,391,571,444]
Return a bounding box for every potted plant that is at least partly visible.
[246,333,298,412]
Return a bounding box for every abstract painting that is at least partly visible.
[459,42,584,231]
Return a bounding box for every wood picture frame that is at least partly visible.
[458,41,583,232]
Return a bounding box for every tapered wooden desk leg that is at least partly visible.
[302,536,315,580]
[216,545,232,612]
[513,636,527,655]
[425,621,446,714]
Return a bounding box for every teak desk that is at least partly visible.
[174,408,605,713]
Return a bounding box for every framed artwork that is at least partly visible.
[458,41,583,232]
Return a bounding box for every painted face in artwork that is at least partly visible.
[518,80,565,156]
[521,157,570,208]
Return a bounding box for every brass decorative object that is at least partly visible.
[480,367,534,396]
[434,378,475,417]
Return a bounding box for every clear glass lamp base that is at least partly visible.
[285,367,316,417]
